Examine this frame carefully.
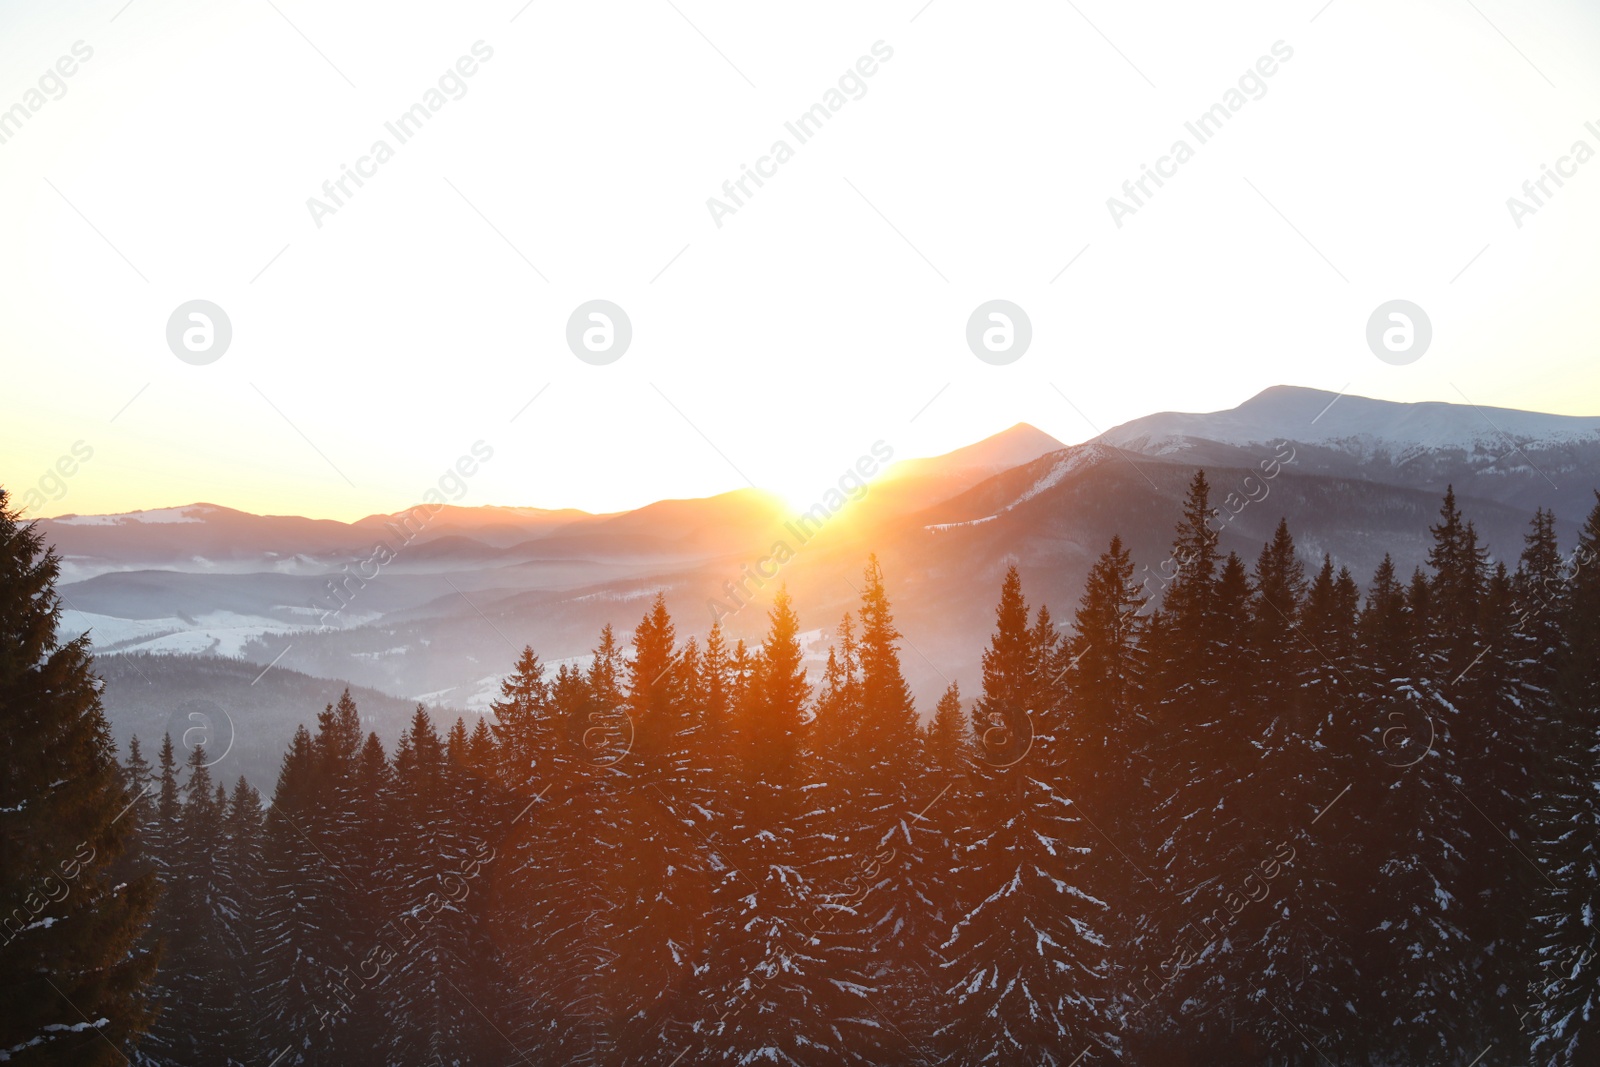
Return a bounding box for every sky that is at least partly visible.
[4,0,1600,521]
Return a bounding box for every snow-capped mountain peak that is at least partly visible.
[1101,385,1600,458]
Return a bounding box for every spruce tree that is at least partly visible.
[1426,486,1490,677]
[1142,471,1227,833]
[925,681,969,778]
[811,613,860,761]
[145,745,240,1065]
[489,646,555,797]
[1533,494,1600,1063]
[918,680,973,1025]
[486,632,631,1063]
[332,731,395,1062]
[939,565,1112,1064]
[1357,491,1481,1063]
[613,595,713,1055]
[700,588,881,1065]
[1238,550,1363,1061]
[217,776,265,1050]
[701,622,736,755]
[154,733,180,879]
[1061,535,1148,814]
[1358,554,1413,682]
[1133,473,1250,1055]
[484,648,600,1061]
[832,559,930,1053]
[255,724,340,1063]
[1248,518,1308,722]
[0,489,159,1064]
[1516,507,1565,696]
[382,709,487,1066]
[113,737,160,985]
[1153,470,1222,693]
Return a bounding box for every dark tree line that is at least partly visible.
[2,491,158,1065]
[6,477,1600,1065]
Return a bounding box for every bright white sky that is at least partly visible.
[4,0,1600,520]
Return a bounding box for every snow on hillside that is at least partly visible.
[57,608,319,657]
[1006,444,1112,508]
[418,675,507,712]
[924,444,1114,532]
[926,515,997,532]
[1101,385,1600,459]
[52,505,213,525]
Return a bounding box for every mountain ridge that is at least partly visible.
[43,387,1600,534]
[38,385,1600,785]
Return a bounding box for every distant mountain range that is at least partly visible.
[38,385,1600,790]
[1103,385,1600,522]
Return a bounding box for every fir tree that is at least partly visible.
[1533,494,1600,1063]
[924,681,969,778]
[0,489,159,1064]
[613,595,714,1056]
[489,646,555,797]
[1426,486,1490,677]
[1516,507,1566,693]
[1133,475,1257,1054]
[1153,470,1223,694]
[701,588,882,1065]
[1248,518,1308,719]
[1062,534,1148,809]
[382,709,487,1065]
[1238,549,1363,1061]
[255,724,340,1063]
[701,622,736,752]
[217,776,265,1042]
[144,745,242,1065]
[1357,492,1481,1063]
[154,733,180,878]
[939,565,1112,1064]
[484,649,596,1061]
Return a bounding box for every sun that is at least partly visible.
[771,478,826,517]
[762,447,893,520]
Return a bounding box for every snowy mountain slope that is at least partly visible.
[1100,385,1600,523]
[52,505,208,525]
[1103,385,1600,457]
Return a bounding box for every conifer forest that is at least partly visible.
[7,473,1600,1066]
